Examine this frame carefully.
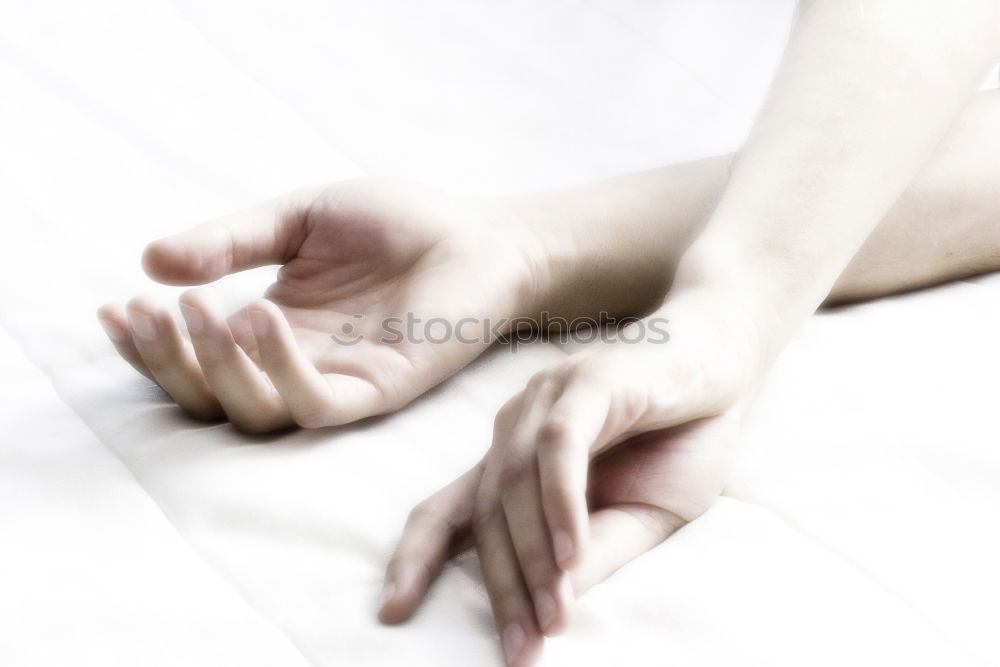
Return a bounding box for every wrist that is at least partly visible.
[494,214,650,336]
[670,231,830,348]
[605,290,770,426]
[489,192,655,322]
[487,158,732,323]
[654,266,794,391]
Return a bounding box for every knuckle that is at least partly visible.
[496,393,522,422]
[472,492,499,528]
[535,418,569,450]
[540,477,576,509]
[293,407,333,429]
[497,459,530,491]
[525,373,546,392]
[138,352,167,369]
[493,391,530,436]
[406,500,440,526]
[525,369,557,393]
[472,506,493,532]
[384,556,403,578]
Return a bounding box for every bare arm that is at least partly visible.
[379,6,1000,665]
[673,0,1000,360]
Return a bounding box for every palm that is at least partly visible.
[231,181,535,410]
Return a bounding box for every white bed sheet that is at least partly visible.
[0,328,312,667]
[2,1,999,665]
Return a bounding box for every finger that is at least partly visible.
[498,381,574,636]
[570,502,686,597]
[536,381,611,570]
[379,465,484,624]
[247,299,387,427]
[501,466,575,637]
[124,296,223,420]
[475,499,544,667]
[142,186,323,285]
[97,303,154,381]
[179,290,292,433]
[225,309,260,363]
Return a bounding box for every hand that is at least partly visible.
[97,179,550,432]
[379,297,763,666]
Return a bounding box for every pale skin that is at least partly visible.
[96,92,1000,431]
[97,1,1000,665]
[387,2,1000,665]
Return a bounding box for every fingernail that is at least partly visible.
[502,623,525,665]
[553,530,574,566]
[533,588,557,630]
[248,309,269,336]
[179,303,204,335]
[130,312,156,341]
[378,581,397,609]
[99,317,127,343]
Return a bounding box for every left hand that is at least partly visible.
[378,298,761,666]
[96,179,554,432]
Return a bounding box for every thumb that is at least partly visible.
[142,186,322,285]
[570,502,686,596]
[571,418,737,594]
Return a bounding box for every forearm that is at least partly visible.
[672,0,999,353]
[829,91,1000,303]
[503,90,1000,323]
[498,156,731,320]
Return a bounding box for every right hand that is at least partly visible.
[380,294,766,666]
[97,179,552,432]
